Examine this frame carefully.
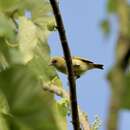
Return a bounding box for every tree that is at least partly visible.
[0,0,67,129]
[101,0,130,130]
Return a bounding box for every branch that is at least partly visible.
[42,84,91,130]
[49,1,80,130]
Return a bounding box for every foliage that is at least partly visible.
[101,0,130,111]
[101,0,130,130]
[121,72,130,109]
[107,0,118,13]
[100,19,110,37]
[0,0,67,130]
[91,115,102,130]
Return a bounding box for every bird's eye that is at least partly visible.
[52,60,57,64]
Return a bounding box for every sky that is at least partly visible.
[48,0,130,130]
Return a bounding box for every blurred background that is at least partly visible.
[49,0,130,130]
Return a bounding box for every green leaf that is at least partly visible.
[0,13,15,41]
[0,18,67,129]
[91,115,102,130]
[57,98,69,117]
[0,0,67,130]
[22,0,51,19]
[100,19,110,37]
[0,114,9,130]
[8,15,52,65]
[22,0,55,37]
[0,0,20,13]
[0,1,67,129]
[0,52,9,72]
[107,0,118,13]
[17,17,38,64]
[0,39,11,72]
[0,91,10,130]
[0,65,67,130]
[0,13,16,72]
[0,0,54,69]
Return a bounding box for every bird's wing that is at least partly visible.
[72,56,94,64]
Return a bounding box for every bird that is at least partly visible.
[50,56,104,79]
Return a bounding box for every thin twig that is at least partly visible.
[42,84,91,130]
[49,1,80,130]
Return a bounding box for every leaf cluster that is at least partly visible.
[0,0,67,130]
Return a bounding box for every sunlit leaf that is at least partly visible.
[0,0,20,13]
[18,17,38,64]
[0,39,11,72]
[0,13,15,41]
[22,0,55,39]
[0,65,66,130]
[0,1,67,130]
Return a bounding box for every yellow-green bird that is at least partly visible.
[50,56,104,79]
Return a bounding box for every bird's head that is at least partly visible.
[49,57,65,68]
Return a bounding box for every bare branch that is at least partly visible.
[49,0,80,130]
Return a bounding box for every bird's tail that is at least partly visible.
[93,64,104,70]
